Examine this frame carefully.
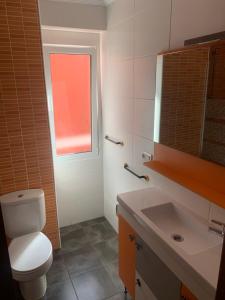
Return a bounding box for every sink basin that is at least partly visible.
[141,202,222,255]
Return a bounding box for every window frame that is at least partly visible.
[43,45,99,161]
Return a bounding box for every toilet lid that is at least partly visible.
[9,232,52,273]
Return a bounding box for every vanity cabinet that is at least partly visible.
[181,285,198,300]
[135,272,157,300]
[135,235,181,300]
[118,214,198,300]
[118,215,136,299]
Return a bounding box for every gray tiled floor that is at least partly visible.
[45,217,131,300]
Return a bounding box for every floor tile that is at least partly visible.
[61,228,89,253]
[103,260,124,292]
[63,244,104,275]
[71,267,117,300]
[61,220,116,254]
[106,292,132,300]
[84,222,117,243]
[47,256,69,286]
[45,281,78,300]
[48,218,124,300]
[94,237,118,264]
[60,223,82,237]
[79,217,106,227]
[103,220,117,235]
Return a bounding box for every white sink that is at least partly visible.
[142,202,222,255]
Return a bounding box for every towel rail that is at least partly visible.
[124,163,149,182]
[105,135,124,146]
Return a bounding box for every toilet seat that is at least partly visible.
[9,232,53,281]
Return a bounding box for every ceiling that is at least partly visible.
[49,0,113,6]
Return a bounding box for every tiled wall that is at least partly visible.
[0,0,59,248]
[102,0,225,230]
[103,0,171,229]
[160,48,209,156]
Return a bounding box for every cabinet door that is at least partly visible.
[181,285,198,300]
[118,215,136,299]
[136,235,181,300]
[135,272,157,300]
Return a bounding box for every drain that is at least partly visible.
[171,233,184,242]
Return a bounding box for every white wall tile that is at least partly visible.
[116,59,134,99]
[134,55,156,100]
[134,0,151,13]
[103,58,133,103]
[103,95,134,135]
[108,20,134,60]
[135,0,171,14]
[134,1,171,57]
[107,0,135,28]
[134,100,154,139]
[103,58,126,100]
[170,0,225,48]
[103,133,149,230]
[133,135,154,166]
[103,0,225,232]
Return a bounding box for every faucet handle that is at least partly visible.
[211,219,225,227]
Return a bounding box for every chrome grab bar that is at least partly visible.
[105,135,124,146]
[124,163,149,182]
[211,219,225,227]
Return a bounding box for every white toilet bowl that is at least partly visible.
[9,232,53,300]
[0,189,53,300]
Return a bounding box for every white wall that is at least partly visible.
[38,0,106,30]
[42,28,104,227]
[102,0,225,230]
[170,0,225,48]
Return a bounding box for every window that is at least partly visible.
[44,47,98,159]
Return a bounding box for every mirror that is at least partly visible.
[154,43,225,167]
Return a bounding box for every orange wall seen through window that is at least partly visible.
[50,53,91,155]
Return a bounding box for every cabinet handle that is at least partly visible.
[136,278,141,287]
[116,204,118,216]
[128,234,135,242]
[135,242,143,250]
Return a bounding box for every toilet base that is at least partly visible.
[19,275,47,300]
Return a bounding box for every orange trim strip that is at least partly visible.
[145,143,225,209]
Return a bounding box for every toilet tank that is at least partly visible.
[0,189,46,239]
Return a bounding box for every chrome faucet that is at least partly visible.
[209,219,225,237]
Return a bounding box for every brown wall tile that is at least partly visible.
[0,0,60,249]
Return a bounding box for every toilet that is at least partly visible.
[0,189,53,300]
